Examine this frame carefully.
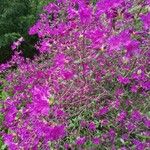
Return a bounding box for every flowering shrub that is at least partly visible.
[0,0,150,149]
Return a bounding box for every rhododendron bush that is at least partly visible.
[0,0,150,149]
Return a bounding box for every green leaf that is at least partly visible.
[146,111,150,117]
[1,91,8,100]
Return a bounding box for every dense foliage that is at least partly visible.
[0,0,150,149]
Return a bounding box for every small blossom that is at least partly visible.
[76,137,86,145]
[141,12,150,30]
[111,99,120,109]
[131,110,142,122]
[133,140,146,150]
[131,85,138,93]
[98,106,109,116]
[88,121,96,131]
[101,119,109,126]
[54,108,65,118]
[126,122,136,131]
[117,75,130,84]
[116,111,127,122]
[80,120,87,128]
[143,118,150,128]
[92,137,100,145]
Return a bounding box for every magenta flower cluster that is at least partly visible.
[0,0,150,149]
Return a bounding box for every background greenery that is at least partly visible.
[0,0,55,64]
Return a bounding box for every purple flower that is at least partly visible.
[146,0,150,5]
[126,122,136,131]
[141,12,150,30]
[3,134,18,150]
[4,102,17,125]
[144,118,150,128]
[54,108,65,118]
[131,85,138,93]
[49,125,66,141]
[98,106,109,116]
[109,129,116,141]
[115,88,124,96]
[88,121,96,131]
[125,99,133,106]
[116,111,127,122]
[117,75,130,84]
[96,0,123,15]
[54,53,67,67]
[80,120,87,128]
[79,4,92,24]
[92,137,100,145]
[131,110,142,122]
[133,140,146,150]
[121,134,129,141]
[108,30,131,51]
[62,70,74,80]
[38,40,51,53]
[43,3,59,14]
[31,86,50,116]
[141,81,150,91]
[111,99,120,109]
[76,137,86,145]
[64,143,71,149]
[125,40,140,55]
[101,119,109,126]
